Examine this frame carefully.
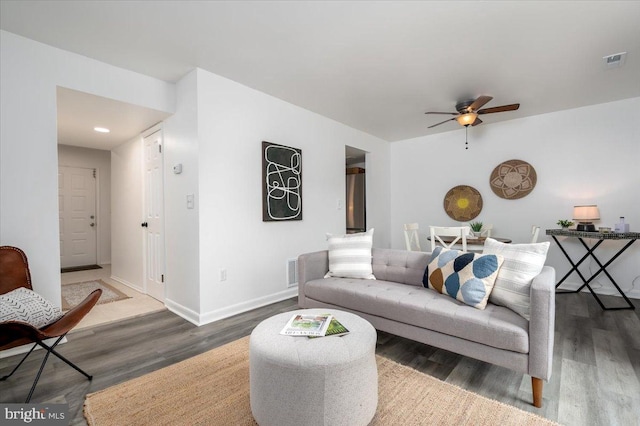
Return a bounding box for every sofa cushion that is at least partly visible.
[483,238,550,320]
[424,247,504,310]
[304,277,529,354]
[372,248,429,287]
[324,229,375,280]
[0,287,63,328]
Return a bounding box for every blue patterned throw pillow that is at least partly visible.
[423,247,504,309]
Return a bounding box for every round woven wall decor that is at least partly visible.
[443,185,483,221]
[489,159,537,200]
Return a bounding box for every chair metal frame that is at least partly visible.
[0,246,102,402]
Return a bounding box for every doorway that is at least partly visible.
[58,165,97,268]
[142,129,165,302]
[56,87,171,326]
[345,146,367,234]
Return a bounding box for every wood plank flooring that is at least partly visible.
[1,292,639,425]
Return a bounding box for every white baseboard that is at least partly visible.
[110,275,144,293]
[0,337,67,359]
[164,288,298,327]
[164,298,200,326]
[198,288,299,326]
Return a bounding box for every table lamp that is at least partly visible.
[573,205,600,232]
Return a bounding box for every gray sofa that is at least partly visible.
[297,247,555,408]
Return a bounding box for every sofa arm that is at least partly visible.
[297,250,329,307]
[528,265,556,381]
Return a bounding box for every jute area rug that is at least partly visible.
[61,279,130,311]
[84,337,557,426]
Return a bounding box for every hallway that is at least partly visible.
[61,265,165,331]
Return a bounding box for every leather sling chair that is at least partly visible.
[0,246,102,403]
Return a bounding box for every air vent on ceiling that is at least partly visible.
[603,52,627,69]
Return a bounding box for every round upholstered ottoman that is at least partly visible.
[249,308,378,426]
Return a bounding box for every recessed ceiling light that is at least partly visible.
[94,127,110,133]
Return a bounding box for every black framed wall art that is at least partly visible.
[262,141,302,221]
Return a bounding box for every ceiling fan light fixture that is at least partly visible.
[456,112,477,126]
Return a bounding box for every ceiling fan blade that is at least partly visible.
[468,95,493,112]
[477,103,520,114]
[427,117,456,128]
[425,111,458,115]
[471,117,483,126]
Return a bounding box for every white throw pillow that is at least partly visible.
[0,287,63,328]
[324,228,376,280]
[482,237,550,320]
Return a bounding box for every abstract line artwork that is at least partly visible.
[262,141,302,221]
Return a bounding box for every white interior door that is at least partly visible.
[59,166,97,268]
[143,130,165,302]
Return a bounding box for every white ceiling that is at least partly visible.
[2,1,639,145]
[56,87,171,150]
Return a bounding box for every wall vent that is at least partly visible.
[603,52,627,69]
[286,258,298,288]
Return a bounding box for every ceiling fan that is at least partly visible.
[425,96,520,129]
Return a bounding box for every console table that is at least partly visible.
[546,229,639,310]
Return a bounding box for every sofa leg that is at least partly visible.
[532,377,543,408]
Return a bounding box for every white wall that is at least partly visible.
[162,70,201,320]
[110,135,144,291]
[194,69,390,324]
[390,97,640,299]
[57,144,112,265]
[0,31,175,306]
[0,30,389,325]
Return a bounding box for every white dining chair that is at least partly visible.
[530,225,540,243]
[480,224,493,238]
[403,223,421,251]
[465,224,494,252]
[429,226,470,252]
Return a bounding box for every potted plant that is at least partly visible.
[557,219,574,230]
[469,221,483,238]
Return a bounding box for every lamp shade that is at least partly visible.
[573,205,600,221]
[456,112,477,126]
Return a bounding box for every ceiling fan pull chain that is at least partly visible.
[465,126,469,150]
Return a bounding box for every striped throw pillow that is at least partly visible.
[324,229,375,280]
[483,238,550,320]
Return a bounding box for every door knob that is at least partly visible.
[141,222,148,228]
[90,223,95,227]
